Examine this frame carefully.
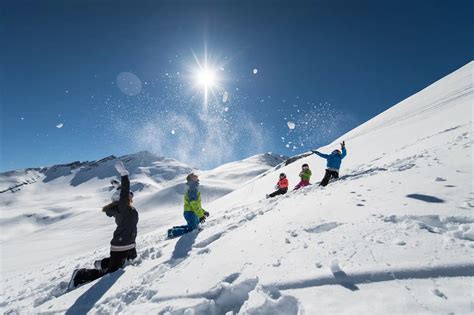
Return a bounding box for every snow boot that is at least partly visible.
[94,260,103,270]
[67,269,80,291]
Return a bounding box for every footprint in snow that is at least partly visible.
[305,222,343,234]
[195,232,225,248]
[288,230,298,237]
[394,239,406,246]
[197,248,211,255]
[431,288,447,299]
[272,259,281,267]
[223,272,241,284]
[330,259,359,291]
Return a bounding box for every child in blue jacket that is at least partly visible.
[312,141,347,186]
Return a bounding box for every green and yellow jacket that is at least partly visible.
[184,181,205,218]
[299,169,312,181]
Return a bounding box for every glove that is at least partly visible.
[115,161,129,176]
[199,216,206,223]
[340,141,345,149]
[110,179,120,186]
[203,210,210,217]
[275,185,279,190]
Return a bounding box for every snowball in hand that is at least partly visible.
[287,121,296,130]
[115,161,129,176]
[116,72,142,96]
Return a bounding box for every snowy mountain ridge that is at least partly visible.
[0,151,190,193]
[1,61,473,314]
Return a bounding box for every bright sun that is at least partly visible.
[189,48,224,107]
[195,68,217,88]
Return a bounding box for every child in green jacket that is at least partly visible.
[167,173,209,238]
[294,163,312,190]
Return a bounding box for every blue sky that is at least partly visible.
[1,0,473,171]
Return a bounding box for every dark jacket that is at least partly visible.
[102,175,138,249]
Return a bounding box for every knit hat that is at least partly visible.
[186,173,198,182]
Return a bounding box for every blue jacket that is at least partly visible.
[314,147,347,171]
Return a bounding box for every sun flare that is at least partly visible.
[195,68,217,88]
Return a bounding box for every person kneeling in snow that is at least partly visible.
[312,141,347,186]
[68,161,138,290]
[167,173,209,238]
[294,164,312,190]
[266,173,289,198]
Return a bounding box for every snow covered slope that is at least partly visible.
[2,61,473,314]
[0,151,284,275]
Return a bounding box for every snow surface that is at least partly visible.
[1,61,473,314]
[0,151,284,275]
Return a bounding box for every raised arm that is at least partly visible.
[119,175,130,203]
[340,141,346,159]
[115,161,130,208]
[312,150,329,159]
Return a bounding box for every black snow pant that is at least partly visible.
[320,169,339,187]
[269,187,288,198]
[73,248,137,287]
